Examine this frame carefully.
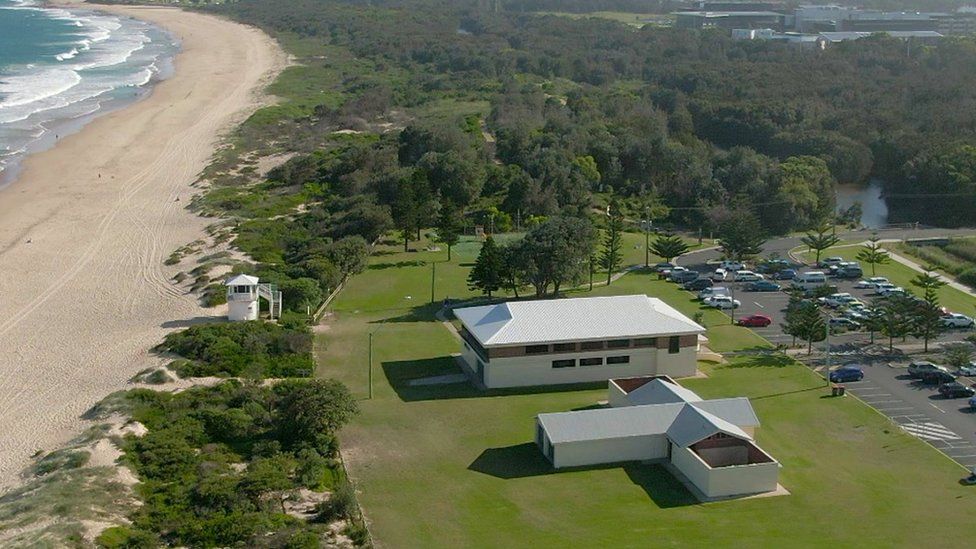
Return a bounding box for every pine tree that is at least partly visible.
[468,236,502,297]
[801,221,840,265]
[436,203,462,261]
[910,269,947,351]
[599,200,624,286]
[649,233,690,263]
[855,235,890,276]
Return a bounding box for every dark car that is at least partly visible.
[737,314,772,327]
[682,278,713,291]
[745,280,782,292]
[672,270,700,284]
[836,266,863,279]
[775,268,798,280]
[938,382,976,398]
[653,262,675,272]
[907,361,949,379]
[922,370,957,385]
[829,365,864,383]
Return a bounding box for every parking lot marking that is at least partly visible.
[900,422,962,442]
[753,302,764,308]
[928,403,947,414]
[863,399,901,405]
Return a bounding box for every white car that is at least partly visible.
[877,286,906,297]
[820,293,853,308]
[712,268,728,281]
[732,270,764,282]
[720,260,745,271]
[819,256,845,268]
[708,296,740,309]
[941,313,975,328]
[699,287,730,301]
[873,282,897,294]
[855,277,889,289]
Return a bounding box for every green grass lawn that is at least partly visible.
[799,245,976,315]
[318,236,976,547]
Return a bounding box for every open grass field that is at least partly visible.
[318,235,976,547]
[799,245,976,315]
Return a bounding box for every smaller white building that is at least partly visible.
[536,377,781,500]
[225,274,283,321]
[453,295,705,389]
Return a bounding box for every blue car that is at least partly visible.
[745,280,782,292]
[775,269,798,280]
[829,365,864,383]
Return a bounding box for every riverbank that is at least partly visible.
[0,1,286,489]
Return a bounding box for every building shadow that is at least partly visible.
[382,356,607,402]
[160,316,223,329]
[467,445,696,508]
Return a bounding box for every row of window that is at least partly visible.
[527,336,681,355]
[552,355,630,369]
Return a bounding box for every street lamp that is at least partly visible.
[643,207,651,268]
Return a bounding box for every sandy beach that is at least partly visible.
[0,1,285,489]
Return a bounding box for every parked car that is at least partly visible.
[818,256,845,268]
[938,382,976,398]
[683,278,713,291]
[757,259,791,274]
[774,268,797,280]
[698,287,729,301]
[745,280,782,292]
[829,365,864,383]
[671,270,700,284]
[732,270,764,282]
[923,370,957,385]
[737,314,772,327]
[820,293,853,308]
[653,262,675,272]
[873,283,898,295]
[877,286,907,298]
[843,309,869,322]
[908,361,950,379]
[708,296,741,309]
[829,317,861,330]
[792,271,828,290]
[720,260,745,271]
[941,313,975,328]
[712,268,728,281]
[855,277,889,289]
[835,265,863,279]
[956,363,976,377]
[665,265,689,280]
[970,395,976,410]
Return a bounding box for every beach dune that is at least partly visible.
[0,2,285,488]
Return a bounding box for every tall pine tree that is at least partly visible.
[599,200,624,286]
[468,236,502,297]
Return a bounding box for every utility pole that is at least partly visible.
[368,332,374,400]
[430,261,436,303]
[824,316,831,387]
[643,207,650,268]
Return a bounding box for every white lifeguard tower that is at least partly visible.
[225,274,282,321]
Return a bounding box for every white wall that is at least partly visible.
[671,444,779,498]
[553,435,668,468]
[607,382,630,408]
[482,347,697,389]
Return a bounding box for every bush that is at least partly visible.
[959,268,976,289]
[143,369,173,385]
[32,450,90,476]
[158,322,314,378]
[96,526,158,548]
[315,480,356,522]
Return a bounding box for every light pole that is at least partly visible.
[367,331,374,400]
[430,261,436,303]
[643,207,650,268]
[824,314,831,387]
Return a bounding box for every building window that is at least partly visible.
[526,344,550,354]
[580,341,604,351]
[552,342,576,352]
[551,359,576,368]
[606,355,630,365]
[634,337,656,347]
[233,285,249,294]
[579,357,603,366]
[606,339,630,349]
[669,336,680,354]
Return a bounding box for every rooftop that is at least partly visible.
[225,274,260,286]
[454,295,705,347]
[674,10,785,17]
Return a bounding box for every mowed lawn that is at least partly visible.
[799,244,976,314]
[318,235,976,548]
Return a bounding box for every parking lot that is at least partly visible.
[679,259,976,470]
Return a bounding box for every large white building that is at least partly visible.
[453,295,705,389]
[536,376,781,500]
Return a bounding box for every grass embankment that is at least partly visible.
[319,234,975,547]
[799,245,976,315]
[895,237,976,289]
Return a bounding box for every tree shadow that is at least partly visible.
[382,356,607,402]
[467,445,696,508]
[368,260,427,270]
[372,303,441,323]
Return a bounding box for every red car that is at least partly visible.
[737,314,772,327]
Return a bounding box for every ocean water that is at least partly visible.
[0,0,178,185]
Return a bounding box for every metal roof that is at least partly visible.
[225,274,260,286]
[691,398,760,429]
[538,403,685,444]
[454,295,704,347]
[623,378,704,406]
[667,405,752,448]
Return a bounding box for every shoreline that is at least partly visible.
[0,1,286,490]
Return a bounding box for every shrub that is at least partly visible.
[96,526,158,548]
[958,268,976,289]
[144,369,173,385]
[315,480,356,523]
[32,450,90,476]
[158,322,314,378]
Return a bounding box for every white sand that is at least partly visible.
[0,2,286,490]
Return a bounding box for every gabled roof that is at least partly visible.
[667,405,752,448]
[537,403,685,444]
[225,274,260,286]
[691,397,760,428]
[454,295,704,347]
[623,378,703,406]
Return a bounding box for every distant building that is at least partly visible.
[535,376,782,500]
[817,30,944,46]
[733,27,822,47]
[696,1,784,12]
[674,10,787,31]
[453,295,705,389]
